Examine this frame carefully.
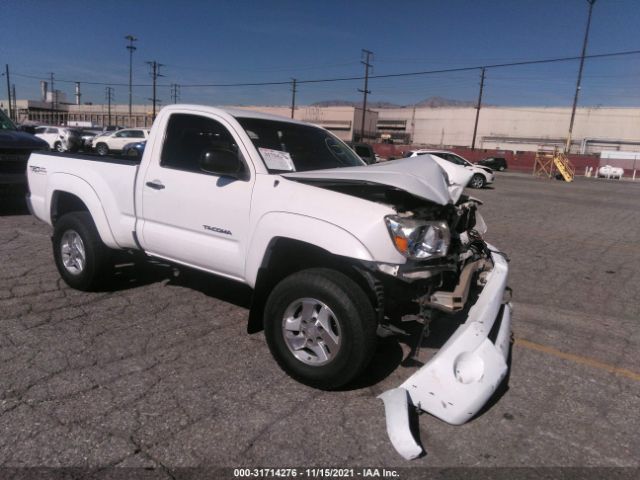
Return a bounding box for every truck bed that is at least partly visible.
[27,152,140,249]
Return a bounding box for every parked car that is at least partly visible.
[122,140,146,159]
[103,125,126,133]
[597,165,624,179]
[0,109,48,189]
[91,128,150,156]
[406,149,495,188]
[27,106,511,453]
[477,156,508,171]
[34,126,82,152]
[346,141,377,164]
[77,130,98,151]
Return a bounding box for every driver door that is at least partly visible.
[138,112,254,280]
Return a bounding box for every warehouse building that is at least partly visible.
[2,96,639,154]
[375,106,640,154]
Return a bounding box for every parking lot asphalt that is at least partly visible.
[1,174,639,473]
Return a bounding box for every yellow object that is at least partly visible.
[553,151,575,182]
[533,147,575,182]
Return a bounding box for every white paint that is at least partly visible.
[380,248,512,458]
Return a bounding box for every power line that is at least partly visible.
[9,49,640,89]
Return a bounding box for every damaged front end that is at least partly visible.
[285,159,512,460]
[364,194,512,460]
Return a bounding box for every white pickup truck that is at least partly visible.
[27,105,511,458]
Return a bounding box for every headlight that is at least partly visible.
[384,215,450,260]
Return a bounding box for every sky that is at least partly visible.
[1,0,640,108]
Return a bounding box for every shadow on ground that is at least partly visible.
[100,252,511,412]
[0,190,30,216]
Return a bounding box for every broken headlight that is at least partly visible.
[385,215,450,260]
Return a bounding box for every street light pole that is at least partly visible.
[125,35,137,122]
[566,0,596,153]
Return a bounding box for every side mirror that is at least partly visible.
[199,147,245,179]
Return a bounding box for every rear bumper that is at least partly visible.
[379,245,511,459]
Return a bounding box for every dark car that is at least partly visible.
[122,140,146,160]
[0,110,49,189]
[477,157,508,171]
[346,141,377,165]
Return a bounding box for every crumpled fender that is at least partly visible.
[244,211,374,288]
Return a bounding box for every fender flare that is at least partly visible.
[244,212,374,288]
[47,173,119,248]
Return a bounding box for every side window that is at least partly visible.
[47,128,58,134]
[130,130,144,138]
[161,113,238,173]
[35,127,46,134]
[114,131,128,138]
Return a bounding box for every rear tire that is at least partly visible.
[96,143,109,156]
[469,173,485,189]
[52,211,112,291]
[264,268,377,390]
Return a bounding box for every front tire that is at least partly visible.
[264,268,377,390]
[52,211,112,291]
[470,173,486,189]
[54,141,65,153]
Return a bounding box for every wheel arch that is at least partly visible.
[47,174,118,248]
[247,236,381,334]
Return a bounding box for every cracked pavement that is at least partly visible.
[0,174,639,472]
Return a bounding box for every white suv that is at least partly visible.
[407,149,495,188]
[92,128,150,156]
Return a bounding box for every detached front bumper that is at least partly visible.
[379,245,512,459]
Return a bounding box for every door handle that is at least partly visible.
[145,181,165,190]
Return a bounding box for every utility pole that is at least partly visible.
[566,0,596,153]
[471,67,486,150]
[49,72,55,123]
[105,87,114,126]
[125,35,137,119]
[12,84,16,120]
[358,49,373,141]
[146,61,164,121]
[290,78,297,119]
[170,83,180,104]
[5,65,13,121]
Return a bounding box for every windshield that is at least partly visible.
[0,110,16,131]
[236,117,365,173]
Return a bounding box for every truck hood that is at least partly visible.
[283,156,472,205]
[0,130,49,150]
